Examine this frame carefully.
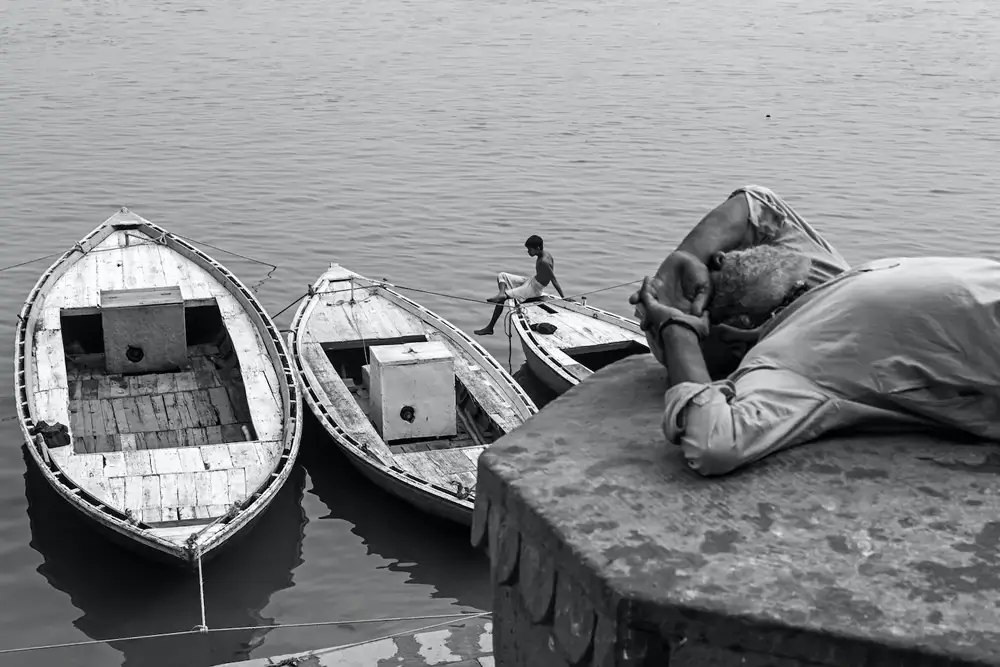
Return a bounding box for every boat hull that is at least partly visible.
[518,336,576,396]
[510,296,648,396]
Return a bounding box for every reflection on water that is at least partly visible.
[299,419,492,612]
[23,447,308,667]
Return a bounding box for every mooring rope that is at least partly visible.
[0,609,492,656]
[271,277,642,322]
[169,232,278,270]
[303,611,492,658]
[0,251,67,273]
[195,552,208,633]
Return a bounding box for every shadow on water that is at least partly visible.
[22,446,309,667]
[512,362,559,409]
[298,413,493,612]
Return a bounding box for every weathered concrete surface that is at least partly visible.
[472,355,1000,666]
[212,616,492,667]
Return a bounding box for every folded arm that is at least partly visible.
[672,193,752,265]
[661,367,836,476]
[634,193,753,332]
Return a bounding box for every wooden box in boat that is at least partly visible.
[288,264,537,525]
[509,295,649,395]
[14,208,303,567]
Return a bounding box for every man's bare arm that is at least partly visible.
[660,324,712,387]
[671,193,751,265]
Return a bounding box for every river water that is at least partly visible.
[0,0,997,664]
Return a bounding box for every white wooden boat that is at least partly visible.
[14,208,302,567]
[509,295,649,395]
[289,264,537,525]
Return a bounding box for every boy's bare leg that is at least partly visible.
[475,304,505,335]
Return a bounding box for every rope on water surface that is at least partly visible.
[273,276,643,322]
[0,251,67,273]
[385,277,642,305]
[301,611,493,658]
[0,611,492,656]
[169,232,278,270]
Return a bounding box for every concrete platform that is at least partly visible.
[472,355,1000,666]
[213,615,493,667]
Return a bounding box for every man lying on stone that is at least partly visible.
[630,185,850,378]
[633,248,1000,477]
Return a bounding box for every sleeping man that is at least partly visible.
[630,185,1000,476]
[634,248,1000,477]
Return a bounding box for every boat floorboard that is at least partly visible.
[67,344,256,454]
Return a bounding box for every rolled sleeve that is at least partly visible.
[661,369,838,476]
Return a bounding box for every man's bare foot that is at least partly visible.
[474,327,494,336]
[486,295,506,304]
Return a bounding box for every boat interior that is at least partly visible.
[61,302,258,456]
[322,341,504,455]
[518,298,648,372]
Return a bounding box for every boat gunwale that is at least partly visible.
[13,208,303,566]
[287,265,536,520]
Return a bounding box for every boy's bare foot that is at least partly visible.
[486,294,506,304]
[474,327,494,336]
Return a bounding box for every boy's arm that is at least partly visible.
[550,274,566,298]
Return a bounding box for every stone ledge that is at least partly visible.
[473,355,1000,666]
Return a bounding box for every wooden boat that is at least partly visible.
[509,295,649,395]
[288,265,537,525]
[14,208,302,567]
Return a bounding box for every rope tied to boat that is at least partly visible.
[453,480,474,500]
[0,250,67,274]
[194,550,208,634]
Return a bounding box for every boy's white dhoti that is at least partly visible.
[497,272,545,301]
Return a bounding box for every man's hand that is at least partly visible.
[634,277,710,336]
[629,250,712,320]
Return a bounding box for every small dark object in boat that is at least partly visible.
[126,345,145,363]
[530,322,558,335]
[29,420,71,448]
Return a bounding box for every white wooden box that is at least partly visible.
[100,286,187,375]
[369,341,456,442]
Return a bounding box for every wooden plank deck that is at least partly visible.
[518,300,646,353]
[49,440,279,528]
[308,283,427,347]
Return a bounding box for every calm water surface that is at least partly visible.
[1,0,998,664]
